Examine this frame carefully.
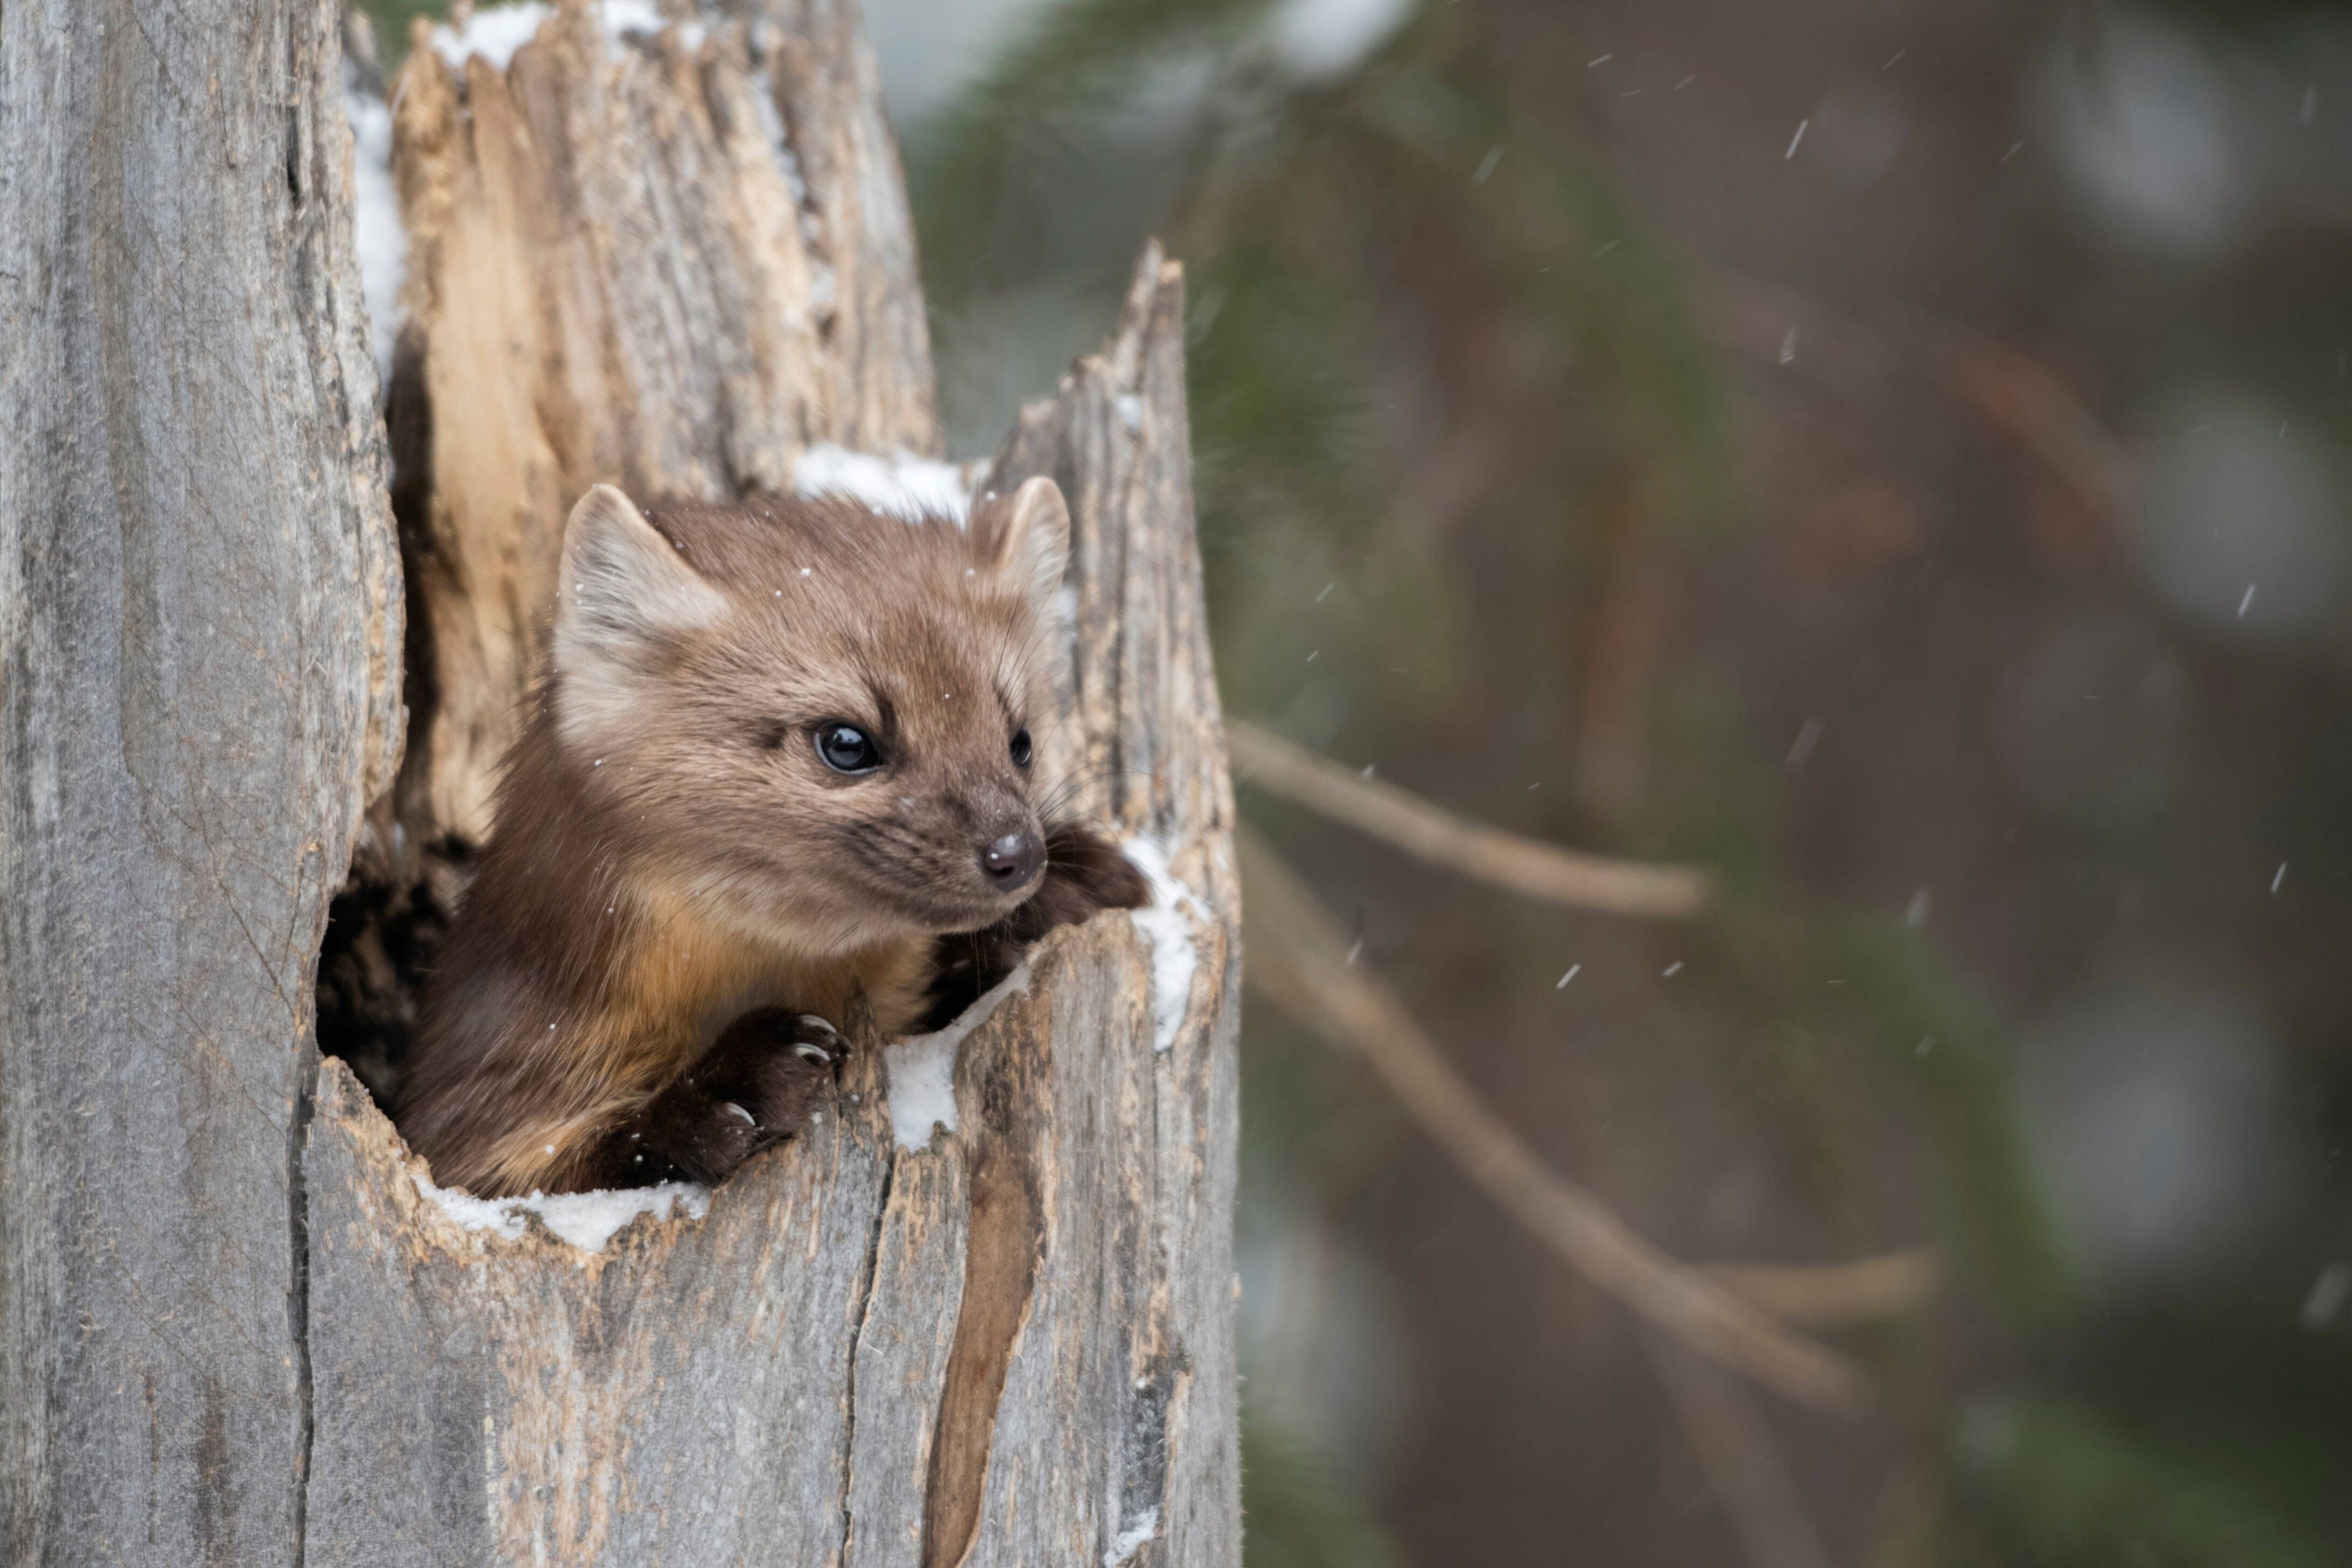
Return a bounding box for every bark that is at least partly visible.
[3,2,1236,1564]
[0,1,401,1562]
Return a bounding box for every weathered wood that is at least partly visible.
[0,2,402,1563]
[303,251,1238,1566]
[384,0,936,845]
[302,1055,892,1565]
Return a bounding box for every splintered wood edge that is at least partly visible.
[307,239,1236,1568]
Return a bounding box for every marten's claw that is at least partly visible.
[704,1007,844,1140]
[601,1007,846,1186]
[790,1014,844,1065]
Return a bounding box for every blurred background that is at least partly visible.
[366,1,2352,1562]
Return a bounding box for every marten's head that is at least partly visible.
[546,477,1075,953]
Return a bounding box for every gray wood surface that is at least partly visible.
[0,1,402,1562]
[303,248,1239,1568]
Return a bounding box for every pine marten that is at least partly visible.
[396,477,1146,1197]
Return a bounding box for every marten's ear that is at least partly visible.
[553,486,727,727]
[969,475,1070,614]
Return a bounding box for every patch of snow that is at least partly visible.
[1268,0,1412,80]
[1123,837,1203,1054]
[414,1172,710,1252]
[792,445,975,523]
[599,0,667,46]
[2136,390,2350,641]
[1103,1506,1160,1566]
[885,965,1031,1148]
[865,0,1058,123]
[431,1,689,72]
[431,2,551,71]
[345,74,405,381]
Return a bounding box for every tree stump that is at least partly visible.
[1,3,1238,1564]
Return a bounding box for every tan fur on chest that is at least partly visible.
[469,888,930,1194]
[613,885,932,1074]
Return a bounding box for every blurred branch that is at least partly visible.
[1706,1250,1942,1327]
[1228,720,1711,918]
[1700,269,2133,551]
[1647,1332,1837,1568]
[1914,318,2134,521]
[1237,824,1867,1416]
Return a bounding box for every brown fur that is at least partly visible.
[397,482,1145,1196]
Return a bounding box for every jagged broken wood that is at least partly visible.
[305,250,1237,1568]
[1,3,1238,1564]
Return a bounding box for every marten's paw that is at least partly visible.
[922,823,1152,1029]
[1030,822,1153,926]
[617,1010,845,1185]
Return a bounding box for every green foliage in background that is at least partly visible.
[1241,1407,1404,1568]
[1643,678,2072,1318]
[1952,1394,2326,1568]
[355,0,446,68]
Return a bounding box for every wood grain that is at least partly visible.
[0,1,401,1560]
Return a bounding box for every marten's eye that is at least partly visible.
[1010,728,1033,769]
[814,722,883,775]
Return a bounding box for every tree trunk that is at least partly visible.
[1,4,1238,1565]
[0,1,403,1560]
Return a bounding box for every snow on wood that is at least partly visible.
[794,442,982,522]
[1125,836,1208,1054]
[345,69,405,379]
[412,1170,713,1252]
[884,965,1031,1147]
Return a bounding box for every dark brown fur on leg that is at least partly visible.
[921,822,1150,1029]
[582,1010,846,1188]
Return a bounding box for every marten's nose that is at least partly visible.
[980,830,1045,891]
